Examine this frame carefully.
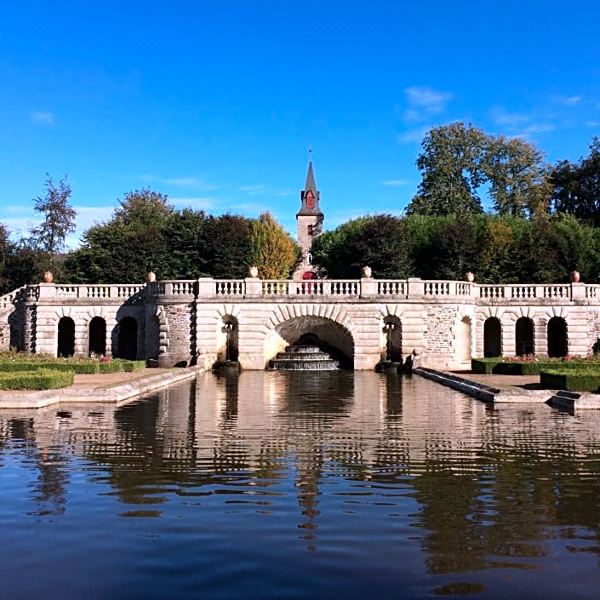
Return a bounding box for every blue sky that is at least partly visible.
[1,0,600,247]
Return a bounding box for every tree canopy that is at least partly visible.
[406,123,550,217]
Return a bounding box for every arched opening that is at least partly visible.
[483,317,502,357]
[459,316,472,363]
[57,317,75,357]
[267,315,354,369]
[118,317,138,360]
[383,316,402,362]
[88,317,106,356]
[547,317,568,358]
[220,316,239,362]
[515,317,534,356]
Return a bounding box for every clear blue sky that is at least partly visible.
[1,0,600,247]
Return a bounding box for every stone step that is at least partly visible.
[276,352,330,360]
[284,345,322,353]
[269,358,340,371]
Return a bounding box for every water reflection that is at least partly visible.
[1,372,600,597]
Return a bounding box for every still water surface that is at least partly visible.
[1,372,600,599]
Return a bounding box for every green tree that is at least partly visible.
[312,215,411,279]
[484,136,551,217]
[163,209,209,279]
[65,188,173,283]
[201,214,254,278]
[406,123,487,216]
[551,138,600,226]
[250,212,299,279]
[405,214,487,280]
[30,175,77,268]
[311,217,375,278]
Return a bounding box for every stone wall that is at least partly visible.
[4,279,600,370]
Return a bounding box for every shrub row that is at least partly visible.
[0,369,74,390]
[0,359,146,375]
[540,369,600,392]
[471,358,600,375]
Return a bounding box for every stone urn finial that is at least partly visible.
[465,271,475,283]
[362,265,372,279]
[42,271,54,284]
[249,265,259,278]
[146,271,156,283]
[570,270,581,283]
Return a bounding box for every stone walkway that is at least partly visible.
[419,368,600,411]
[453,372,540,390]
[0,366,206,409]
[70,369,171,390]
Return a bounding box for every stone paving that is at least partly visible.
[0,366,206,409]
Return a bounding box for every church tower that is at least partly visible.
[295,160,324,279]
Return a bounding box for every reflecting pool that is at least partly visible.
[1,372,600,598]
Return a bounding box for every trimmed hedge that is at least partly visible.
[0,369,74,390]
[0,359,146,375]
[0,361,97,374]
[540,369,600,392]
[471,358,600,376]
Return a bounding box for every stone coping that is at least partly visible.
[416,367,600,410]
[0,365,208,410]
[414,367,553,404]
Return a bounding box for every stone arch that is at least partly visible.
[515,316,535,356]
[265,312,355,369]
[88,316,106,356]
[382,315,402,362]
[547,316,568,358]
[57,316,75,357]
[217,314,239,362]
[483,317,502,357]
[117,316,138,360]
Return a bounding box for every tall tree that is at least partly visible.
[551,138,600,226]
[484,136,551,217]
[406,123,487,216]
[30,175,77,267]
[250,212,299,279]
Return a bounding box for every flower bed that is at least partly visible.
[0,369,74,390]
[471,357,600,375]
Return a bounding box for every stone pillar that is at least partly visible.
[360,277,376,298]
[571,283,586,300]
[407,278,424,299]
[197,277,215,299]
[245,277,262,298]
[74,319,88,357]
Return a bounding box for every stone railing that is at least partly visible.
[9,278,600,304]
[0,285,39,311]
[478,283,573,300]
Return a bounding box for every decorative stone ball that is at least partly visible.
[570,270,581,283]
[42,271,54,284]
[146,271,157,283]
[362,265,372,279]
[249,265,259,278]
[465,271,475,283]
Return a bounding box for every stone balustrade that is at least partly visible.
[1,277,593,306]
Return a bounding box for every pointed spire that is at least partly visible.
[304,160,317,193]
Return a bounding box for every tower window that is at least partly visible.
[308,224,313,236]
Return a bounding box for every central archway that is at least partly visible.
[267,315,354,369]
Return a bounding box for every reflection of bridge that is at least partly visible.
[1,277,598,369]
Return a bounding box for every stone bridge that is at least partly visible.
[1,276,599,370]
